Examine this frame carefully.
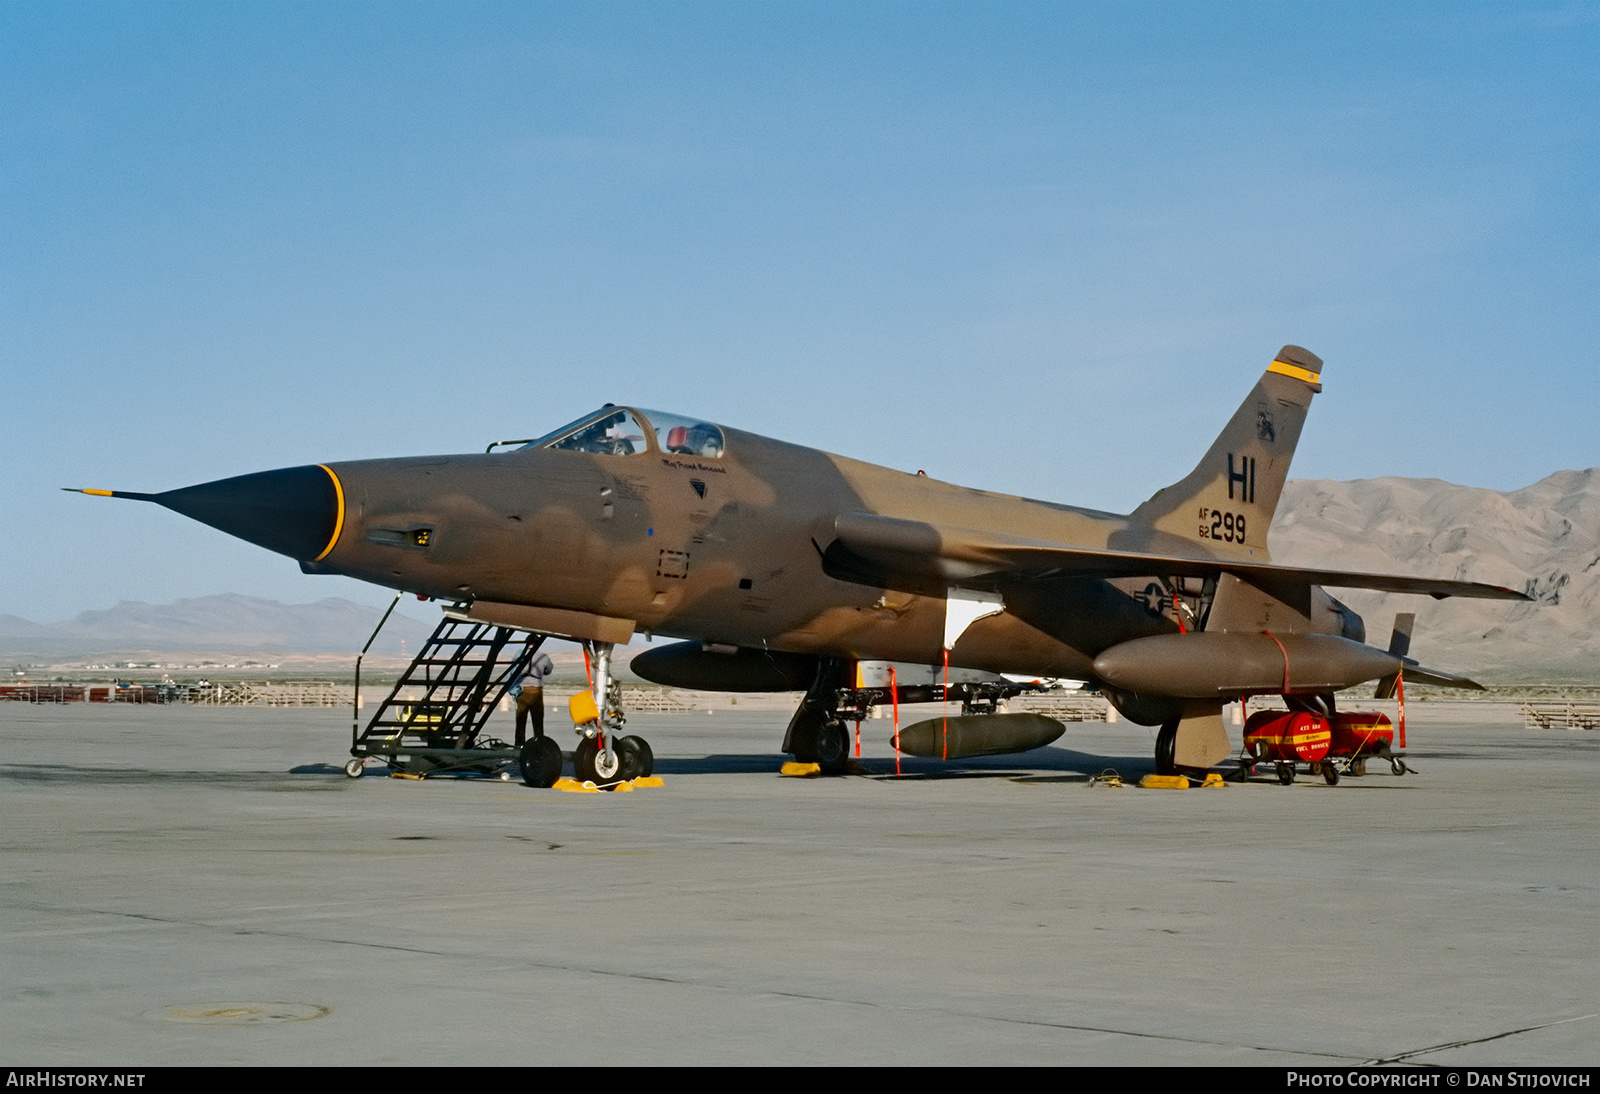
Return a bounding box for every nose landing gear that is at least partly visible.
[565,641,655,786]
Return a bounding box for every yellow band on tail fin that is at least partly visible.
[1267,358,1322,385]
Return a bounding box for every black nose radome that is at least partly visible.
[151,464,344,561]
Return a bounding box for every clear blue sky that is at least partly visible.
[3,1,1595,622]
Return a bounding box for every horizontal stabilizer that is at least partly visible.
[1396,660,1486,691]
[820,512,1530,602]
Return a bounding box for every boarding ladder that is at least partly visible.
[352,615,542,775]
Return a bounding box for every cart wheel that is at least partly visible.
[1351,758,1367,777]
[1277,763,1295,785]
[344,758,364,779]
[1391,757,1409,776]
[519,736,563,788]
[1322,762,1340,786]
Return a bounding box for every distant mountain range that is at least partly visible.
[4,470,1593,680]
[1271,469,1597,682]
[0,594,435,658]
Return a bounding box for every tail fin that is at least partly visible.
[1128,345,1323,563]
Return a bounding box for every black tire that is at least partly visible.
[1351,758,1367,777]
[815,720,849,774]
[789,728,815,761]
[1322,761,1340,786]
[787,718,824,763]
[519,737,563,788]
[619,735,653,779]
[575,737,624,783]
[615,738,640,781]
[1154,718,1179,776]
[573,737,598,782]
[1391,757,1409,776]
[1277,763,1295,785]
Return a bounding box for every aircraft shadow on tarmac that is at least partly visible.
[609,746,1156,781]
[284,748,1156,780]
[282,747,1428,786]
[277,746,1159,781]
[4,746,1428,786]
[856,747,1156,783]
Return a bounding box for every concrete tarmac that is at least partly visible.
[1,701,1594,1066]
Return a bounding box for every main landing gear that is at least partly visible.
[1155,719,1178,776]
[1152,703,1233,778]
[783,657,853,775]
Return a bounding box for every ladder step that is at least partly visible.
[358,618,541,750]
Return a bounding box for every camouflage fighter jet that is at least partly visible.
[75,346,1526,779]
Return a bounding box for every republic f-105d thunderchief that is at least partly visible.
[76,346,1526,783]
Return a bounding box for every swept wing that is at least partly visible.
[819,511,1529,602]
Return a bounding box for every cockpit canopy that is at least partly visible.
[515,407,726,459]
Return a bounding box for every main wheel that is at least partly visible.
[815,720,849,774]
[619,735,653,779]
[519,736,563,788]
[787,715,825,763]
[1155,718,1179,776]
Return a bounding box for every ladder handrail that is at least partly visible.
[356,617,547,755]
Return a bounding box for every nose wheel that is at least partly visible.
[574,736,618,782]
[620,735,654,778]
[573,734,653,783]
